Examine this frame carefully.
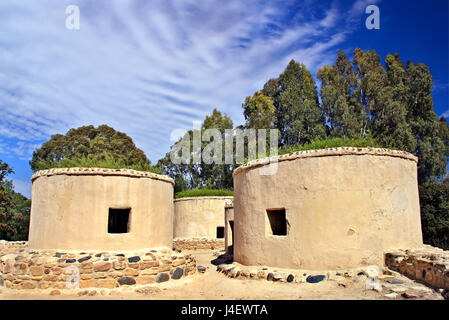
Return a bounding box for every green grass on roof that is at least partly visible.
[278,136,382,155]
[40,155,162,174]
[175,188,234,199]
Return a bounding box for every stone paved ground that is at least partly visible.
[0,249,445,300]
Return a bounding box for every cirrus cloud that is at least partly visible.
[0,0,375,166]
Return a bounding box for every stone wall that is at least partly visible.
[0,240,27,249]
[173,238,224,251]
[216,261,367,284]
[233,147,423,270]
[0,247,196,290]
[385,247,449,290]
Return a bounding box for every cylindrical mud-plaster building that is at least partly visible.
[173,196,233,239]
[28,168,174,251]
[233,148,423,270]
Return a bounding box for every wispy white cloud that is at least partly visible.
[346,0,381,25]
[0,0,367,163]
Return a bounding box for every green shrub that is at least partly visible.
[278,135,382,155]
[175,188,234,199]
[39,155,162,174]
[241,135,383,164]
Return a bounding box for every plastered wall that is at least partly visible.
[233,148,423,270]
[173,197,233,239]
[28,168,174,251]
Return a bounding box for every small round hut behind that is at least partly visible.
[173,196,233,250]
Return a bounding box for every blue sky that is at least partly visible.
[0,0,448,198]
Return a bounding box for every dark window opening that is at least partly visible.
[108,208,130,233]
[267,209,287,236]
[216,226,224,238]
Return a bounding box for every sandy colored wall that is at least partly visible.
[28,168,174,251]
[173,197,233,239]
[225,206,234,254]
[233,148,423,270]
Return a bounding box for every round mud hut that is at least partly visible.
[173,196,233,250]
[28,167,175,251]
[232,148,423,270]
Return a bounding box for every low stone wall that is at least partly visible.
[215,256,446,299]
[173,238,224,251]
[0,240,28,249]
[385,247,449,290]
[219,246,449,291]
[216,261,372,284]
[0,247,196,290]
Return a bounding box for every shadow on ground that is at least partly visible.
[211,253,233,266]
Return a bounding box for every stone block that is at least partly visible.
[80,279,97,288]
[171,267,183,280]
[113,261,126,270]
[21,281,36,289]
[140,261,159,269]
[124,268,140,277]
[117,277,136,286]
[156,272,170,283]
[141,268,159,276]
[29,266,44,276]
[93,261,111,272]
[136,276,156,285]
[97,279,116,288]
[172,259,185,267]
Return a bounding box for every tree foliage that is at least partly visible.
[316,49,448,182]
[30,125,154,172]
[262,60,326,145]
[0,160,14,237]
[317,50,365,138]
[419,181,449,250]
[157,109,234,192]
[242,91,277,130]
[0,160,30,241]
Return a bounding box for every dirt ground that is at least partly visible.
[0,249,444,300]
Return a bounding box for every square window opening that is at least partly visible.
[108,208,131,233]
[267,208,287,236]
[216,226,224,238]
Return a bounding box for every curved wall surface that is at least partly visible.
[28,168,174,251]
[173,196,233,239]
[233,148,423,270]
